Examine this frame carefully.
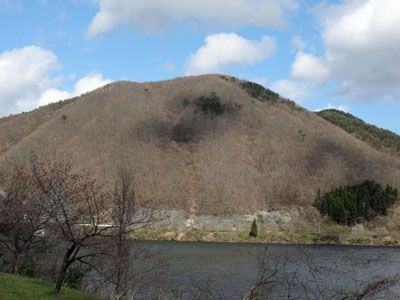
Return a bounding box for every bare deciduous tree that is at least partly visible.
[88,167,163,298]
[29,154,114,293]
[30,154,161,294]
[111,168,136,296]
[0,159,49,274]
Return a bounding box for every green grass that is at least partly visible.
[0,273,95,300]
[131,225,399,246]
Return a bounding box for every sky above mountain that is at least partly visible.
[0,0,399,133]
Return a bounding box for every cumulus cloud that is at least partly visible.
[71,72,112,97]
[185,33,276,75]
[38,73,112,106]
[270,79,311,103]
[38,89,71,107]
[0,46,58,115]
[315,103,350,113]
[87,0,298,37]
[0,45,112,116]
[292,0,400,101]
[291,52,329,82]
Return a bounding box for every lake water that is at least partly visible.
[133,241,400,299]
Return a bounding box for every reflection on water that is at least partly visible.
[135,241,400,299]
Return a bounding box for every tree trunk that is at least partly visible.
[11,252,21,274]
[53,243,77,293]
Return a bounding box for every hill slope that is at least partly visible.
[0,75,399,215]
[317,109,400,158]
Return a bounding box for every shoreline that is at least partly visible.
[136,238,400,249]
[132,228,400,248]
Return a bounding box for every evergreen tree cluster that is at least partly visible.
[239,80,301,110]
[315,181,399,225]
[317,109,400,155]
[194,92,225,115]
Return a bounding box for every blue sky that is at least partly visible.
[0,0,399,134]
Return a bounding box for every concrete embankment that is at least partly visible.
[152,208,300,232]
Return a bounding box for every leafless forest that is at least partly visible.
[0,75,399,216]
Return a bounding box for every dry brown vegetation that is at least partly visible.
[0,74,399,215]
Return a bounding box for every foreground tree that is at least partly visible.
[30,155,112,293]
[90,167,161,298]
[0,159,49,274]
[110,168,137,296]
[30,155,159,294]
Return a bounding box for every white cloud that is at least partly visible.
[72,72,112,96]
[87,0,298,37]
[162,62,176,72]
[0,45,112,116]
[291,35,305,52]
[293,0,400,101]
[291,52,330,82]
[38,72,112,106]
[270,79,311,103]
[38,88,71,106]
[185,33,276,75]
[315,103,350,113]
[0,46,58,115]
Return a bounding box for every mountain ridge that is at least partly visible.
[317,109,400,158]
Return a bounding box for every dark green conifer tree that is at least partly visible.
[249,219,258,237]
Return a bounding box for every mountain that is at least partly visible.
[0,75,399,215]
[317,109,400,158]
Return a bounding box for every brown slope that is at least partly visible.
[0,100,72,156]
[0,74,399,215]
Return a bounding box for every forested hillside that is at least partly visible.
[317,109,400,158]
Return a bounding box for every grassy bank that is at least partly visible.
[0,273,94,300]
[132,206,400,247]
[133,228,399,246]
[133,207,400,247]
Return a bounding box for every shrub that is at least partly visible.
[315,181,399,225]
[0,254,10,272]
[315,233,341,244]
[171,122,195,143]
[182,98,190,107]
[194,93,224,115]
[240,81,280,102]
[19,260,36,277]
[64,266,85,289]
[249,219,258,237]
